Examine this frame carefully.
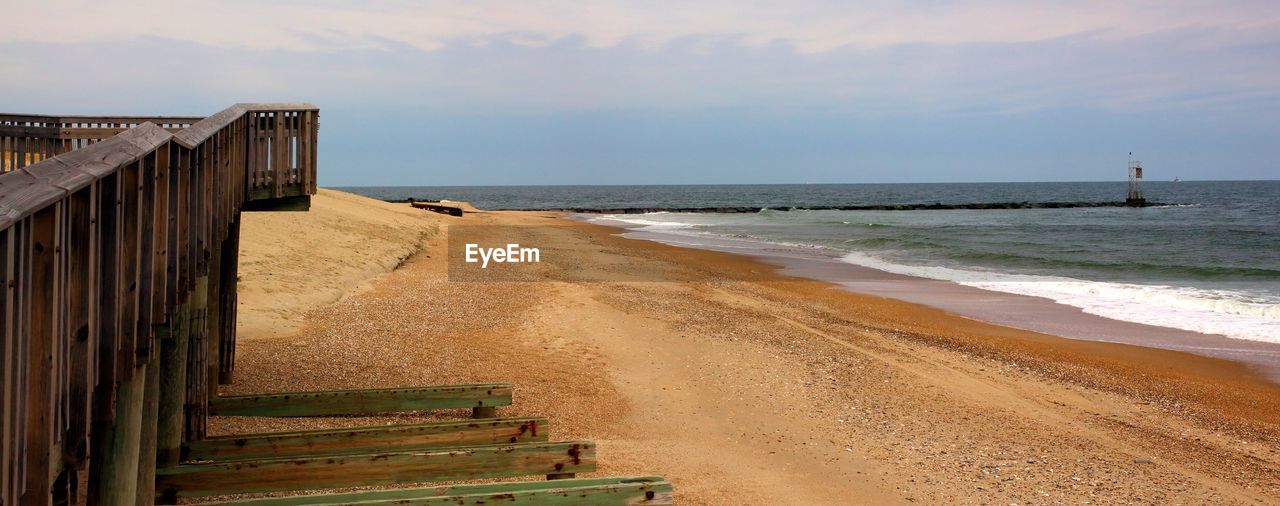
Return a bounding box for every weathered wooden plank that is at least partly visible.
[26,158,94,197]
[239,103,320,113]
[208,384,514,417]
[246,184,309,202]
[55,198,69,460]
[163,155,178,310]
[241,195,310,212]
[16,138,28,171]
[0,114,60,124]
[176,105,315,176]
[185,417,548,462]
[22,207,58,504]
[135,154,157,358]
[10,223,30,501]
[52,116,201,125]
[62,189,94,466]
[155,441,596,501]
[172,106,247,149]
[150,143,170,319]
[173,147,189,299]
[116,162,140,375]
[272,112,285,198]
[216,218,238,383]
[92,173,120,420]
[0,170,64,231]
[44,123,168,180]
[0,125,60,139]
[0,124,172,230]
[201,476,674,505]
[56,126,187,140]
[411,201,464,217]
[0,227,14,505]
[205,221,221,392]
[299,111,311,194]
[198,142,213,275]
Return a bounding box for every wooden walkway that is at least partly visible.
[0,104,313,503]
[0,106,671,504]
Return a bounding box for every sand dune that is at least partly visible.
[236,189,441,339]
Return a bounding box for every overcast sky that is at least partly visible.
[3,1,1278,185]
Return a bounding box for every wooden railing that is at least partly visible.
[1,115,203,172]
[0,103,317,505]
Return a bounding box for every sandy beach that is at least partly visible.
[218,189,1280,504]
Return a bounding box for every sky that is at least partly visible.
[3,1,1279,185]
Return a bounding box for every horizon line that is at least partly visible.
[329,179,1279,188]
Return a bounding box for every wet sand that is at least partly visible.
[610,224,1280,381]
[221,190,1280,504]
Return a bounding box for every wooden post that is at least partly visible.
[272,112,285,198]
[156,303,188,467]
[88,362,146,505]
[218,217,239,384]
[135,345,160,506]
[184,277,209,441]
[206,226,223,390]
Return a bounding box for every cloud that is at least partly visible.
[4,2,1279,115]
[2,23,1277,117]
[2,2,1277,185]
[6,0,1280,53]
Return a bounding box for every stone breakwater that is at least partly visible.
[483,201,1171,214]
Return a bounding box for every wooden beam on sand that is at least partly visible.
[241,195,310,212]
[199,476,675,505]
[208,383,513,417]
[184,417,548,461]
[409,201,464,216]
[246,185,308,202]
[154,441,596,501]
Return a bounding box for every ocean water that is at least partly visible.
[341,181,1280,344]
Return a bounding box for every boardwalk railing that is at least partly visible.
[0,103,318,505]
[1,115,203,171]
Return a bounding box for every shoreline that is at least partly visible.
[584,214,1280,382]
[561,214,1280,423]
[227,192,1280,503]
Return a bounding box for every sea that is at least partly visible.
[342,181,1280,370]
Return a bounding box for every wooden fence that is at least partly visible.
[0,115,203,172]
[0,103,318,505]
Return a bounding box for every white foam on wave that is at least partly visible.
[839,252,1280,344]
[588,212,1280,344]
[589,214,697,230]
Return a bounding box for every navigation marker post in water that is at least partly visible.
[1126,152,1146,206]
